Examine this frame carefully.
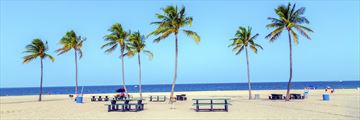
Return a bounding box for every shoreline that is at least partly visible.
[1,80,358,89]
[0,88,360,97]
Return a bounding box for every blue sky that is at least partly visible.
[0,0,359,88]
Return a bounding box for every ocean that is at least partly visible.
[1,81,359,96]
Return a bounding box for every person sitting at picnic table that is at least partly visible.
[325,86,335,93]
[114,92,126,100]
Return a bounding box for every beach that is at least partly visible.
[0,89,359,120]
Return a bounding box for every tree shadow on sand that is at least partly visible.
[0,98,68,104]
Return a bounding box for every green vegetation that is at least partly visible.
[229,26,263,100]
[149,5,200,101]
[56,30,86,96]
[266,3,313,101]
[126,31,154,98]
[23,39,55,101]
[101,23,130,94]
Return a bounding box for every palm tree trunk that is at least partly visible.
[285,30,293,101]
[137,53,142,98]
[169,32,178,103]
[121,47,128,95]
[245,47,252,100]
[39,58,43,101]
[74,50,78,96]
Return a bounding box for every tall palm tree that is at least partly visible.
[149,5,200,101]
[56,30,85,96]
[23,39,55,101]
[229,26,263,100]
[126,31,154,98]
[101,23,130,94]
[265,3,313,101]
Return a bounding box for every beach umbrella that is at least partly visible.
[116,88,125,92]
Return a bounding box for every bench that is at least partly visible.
[149,95,166,102]
[91,96,109,102]
[192,98,231,112]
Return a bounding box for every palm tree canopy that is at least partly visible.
[229,26,263,55]
[149,5,200,44]
[56,30,86,58]
[102,23,130,54]
[265,3,313,44]
[126,31,154,60]
[23,39,55,63]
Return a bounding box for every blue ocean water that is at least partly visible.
[0,81,359,96]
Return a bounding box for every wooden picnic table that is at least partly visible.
[106,99,145,112]
[270,94,284,100]
[116,98,145,101]
[290,93,303,99]
[149,95,166,102]
[192,98,231,112]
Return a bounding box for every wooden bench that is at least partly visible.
[192,98,231,112]
[149,95,166,102]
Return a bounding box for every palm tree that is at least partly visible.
[265,3,313,101]
[149,5,200,101]
[126,31,154,98]
[56,30,85,96]
[101,23,130,94]
[23,39,55,101]
[229,26,263,100]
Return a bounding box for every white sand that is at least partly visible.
[0,89,359,120]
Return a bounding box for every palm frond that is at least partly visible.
[250,45,258,54]
[183,30,200,44]
[143,50,154,60]
[232,45,242,53]
[56,47,71,55]
[235,46,244,55]
[294,26,311,40]
[45,54,55,62]
[265,27,284,42]
[254,43,263,50]
[149,5,198,45]
[101,41,117,49]
[22,39,51,64]
[290,29,299,45]
[23,54,38,64]
[266,2,312,44]
[153,29,173,43]
[77,49,83,59]
[104,44,118,54]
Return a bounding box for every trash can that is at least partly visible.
[304,91,309,99]
[322,94,330,101]
[76,96,83,103]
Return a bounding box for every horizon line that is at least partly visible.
[1,80,358,89]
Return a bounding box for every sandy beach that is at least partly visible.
[0,89,359,120]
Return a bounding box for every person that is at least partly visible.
[325,86,334,94]
[303,87,309,98]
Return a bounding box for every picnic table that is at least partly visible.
[149,95,166,102]
[269,94,284,100]
[192,98,231,112]
[176,94,187,101]
[116,98,145,101]
[105,99,145,112]
[290,93,304,99]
